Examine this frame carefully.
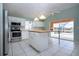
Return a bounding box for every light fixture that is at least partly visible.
[34,17,39,21]
[39,14,46,20]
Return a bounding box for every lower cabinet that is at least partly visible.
[22,31,29,40]
[29,32,49,52]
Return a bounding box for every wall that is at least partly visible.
[44,15,55,29]
[0,3,3,56]
[45,5,79,42]
[32,21,44,28]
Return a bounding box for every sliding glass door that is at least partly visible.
[51,21,74,41]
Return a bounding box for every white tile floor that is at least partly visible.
[50,32,74,41]
[7,38,79,56]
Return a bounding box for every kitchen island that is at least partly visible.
[28,29,49,52]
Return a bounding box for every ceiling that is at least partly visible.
[3,3,78,19]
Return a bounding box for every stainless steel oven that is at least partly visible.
[11,31,21,42]
[12,31,21,37]
[11,22,21,31]
[10,22,21,42]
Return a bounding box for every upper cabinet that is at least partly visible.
[8,16,26,29]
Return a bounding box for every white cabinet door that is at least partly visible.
[22,31,29,40]
[21,21,25,27]
[29,32,48,52]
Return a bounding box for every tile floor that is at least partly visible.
[7,38,79,56]
[50,32,74,41]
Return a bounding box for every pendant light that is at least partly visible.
[39,14,46,20]
[34,17,39,21]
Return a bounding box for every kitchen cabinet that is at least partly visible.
[22,30,29,40]
[8,16,27,40]
[29,30,49,52]
[8,16,26,29]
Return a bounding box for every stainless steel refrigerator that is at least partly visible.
[0,3,3,56]
[3,10,9,55]
[0,4,9,56]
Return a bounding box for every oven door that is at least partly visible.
[12,31,21,37]
[11,26,20,31]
